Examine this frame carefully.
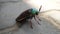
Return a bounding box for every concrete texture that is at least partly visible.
[0,0,60,34]
[0,0,19,2]
[0,1,32,29]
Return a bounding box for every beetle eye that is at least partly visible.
[36,12,39,15]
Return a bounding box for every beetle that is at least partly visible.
[16,5,42,29]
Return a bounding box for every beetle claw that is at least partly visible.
[39,19,41,21]
[30,25,33,29]
[38,23,41,25]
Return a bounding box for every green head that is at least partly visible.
[31,8,39,15]
[30,5,42,15]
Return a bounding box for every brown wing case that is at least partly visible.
[16,9,31,22]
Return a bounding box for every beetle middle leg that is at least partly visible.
[30,21,33,29]
[28,19,33,29]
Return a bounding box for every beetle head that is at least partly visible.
[31,5,42,15]
[31,8,39,15]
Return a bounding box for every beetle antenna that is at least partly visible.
[39,5,42,12]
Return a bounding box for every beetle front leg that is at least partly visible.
[34,16,41,25]
[36,15,41,21]
[38,19,41,21]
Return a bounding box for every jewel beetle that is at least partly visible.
[16,5,42,29]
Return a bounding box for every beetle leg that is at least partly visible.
[36,19,41,25]
[30,21,33,29]
[38,18,41,21]
[36,21,41,25]
[34,16,41,25]
[36,15,41,21]
[28,19,33,29]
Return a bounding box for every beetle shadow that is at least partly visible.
[17,20,42,34]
